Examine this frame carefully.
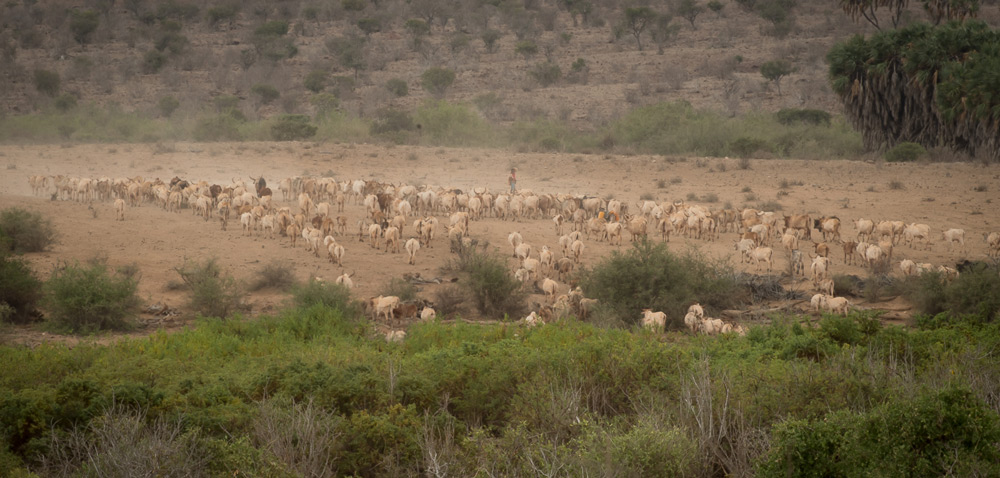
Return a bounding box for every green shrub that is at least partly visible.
[421,67,456,96]
[158,96,180,117]
[904,263,1000,322]
[729,136,770,159]
[580,241,742,327]
[0,251,43,324]
[529,61,562,86]
[884,142,926,162]
[370,107,415,136]
[46,261,141,333]
[254,20,289,37]
[250,84,279,105]
[69,10,99,45]
[481,29,502,52]
[154,31,188,55]
[142,50,168,74]
[385,78,408,97]
[759,387,1000,477]
[776,108,831,125]
[310,93,339,118]
[270,115,317,141]
[206,5,238,26]
[193,115,243,142]
[304,70,328,93]
[33,69,60,97]
[291,278,360,317]
[456,247,524,318]
[54,93,77,112]
[174,258,244,318]
[413,100,493,147]
[0,208,57,253]
[248,261,296,292]
[380,278,417,303]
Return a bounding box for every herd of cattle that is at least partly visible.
[25,173,1000,338]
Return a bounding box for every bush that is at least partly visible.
[254,20,289,37]
[158,96,180,117]
[385,78,408,97]
[481,29,502,53]
[46,261,140,333]
[206,5,238,26]
[251,84,280,105]
[304,70,328,93]
[884,142,926,162]
[0,208,57,253]
[0,251,43,324]
[380,278,417,303]
[580,241,742,328]
[174,259,245,318]
[142,50,167,74]
[69,10,99,45]
[310,93,339,118]
[729,136,769,159]
[193,115,243,142]
[759,387,1000,477]
[33,69,60,97]
[154,32,188,55]
[291,278,360,317]
[370,108,415,136]
[776,108,831,125]
[904,263,1000,322]
[271,115,317,141]
[249,261,296,292]
[421,67,456,97]
[54,94,77,112]
[529,62,562,87]
[456,247,524,318]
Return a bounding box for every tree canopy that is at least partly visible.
[828,20,1000,160]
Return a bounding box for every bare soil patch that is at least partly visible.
[2,142,998,346]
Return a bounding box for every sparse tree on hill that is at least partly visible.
[421,67,455,97]
[677,0,705,28]
[357,18,381,37]
[622,6,657,51]
[649,13,680,54]
[761,59,795,95]
[481,29,502,53]
[405,18,430,50]
[69,10,100,46]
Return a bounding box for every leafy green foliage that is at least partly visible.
[760,59,795,94]
[622,6,657,51]
[174,258,245,318]
[0,208,57,253]
[291,279,361,317]
[304,70,327,93]
[729,136,770,158]
[32,69,60,97]
[193,114,243,141]
[385,78,408,97]
[0,250,42,324]
[481,29,502,53]
[271,115,317,141]
[421,67,455,97]
[69,10,99,45]
[677,0,705,27]
[248,261,296,292]
[455,247,524,318]
[251,84,280,105]
[414,100,493,146]
[903,264,1000,322]
[369,107,415,138]
[828,21,1000,160]
[157,96,180,117]
[884,141,926,162]
[759,387,1000,477]
[46,261,140,333]
[529,62,562,87]
[776,108,831,125]
[580,241,742,327]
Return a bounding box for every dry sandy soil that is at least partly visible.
[2,141,998,346]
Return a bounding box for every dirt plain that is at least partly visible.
[1,141,999,346]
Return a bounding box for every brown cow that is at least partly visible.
[784,214,812,239]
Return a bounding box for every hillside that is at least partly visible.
[5,0,977,130]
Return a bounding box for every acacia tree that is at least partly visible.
[676,0,705,28]
[760,59,795,95]
[623,6,657,51]
[838,0,908,30]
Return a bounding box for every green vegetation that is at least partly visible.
[760,59,795,94]
[1,306,998,475]
[0,100,862,159]
[32,69,60,97]
[828,21,1000,160]
[420,67,456,97]
[884,142,926,162]
[251,84,280,105]
[173,258,245,318]
[581,241,743,327]
[454,245,524,318]
[69,10,100,45]
[0,208,57,254]
[776,108,831,125]
[385,78,408,97]
[249,261,296,292]
[529,61,562,87]
[45,260,140,333]
[903,264,1000,323]
[0,249,42,324]
[270,115,318,141]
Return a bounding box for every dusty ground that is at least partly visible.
[1,141,998,346]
